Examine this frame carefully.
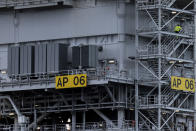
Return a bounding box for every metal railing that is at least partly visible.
[138,94,188,106]
[138,44,159,57]
[0,67,134,87]
[0,121,135,131]
[139,95,158,106]
[138,28,193,58]
[0,0,72,8]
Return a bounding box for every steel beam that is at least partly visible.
[93,109,117,128]
[135,0,139,129]
[104,85,116,102]
[158,0,162,129]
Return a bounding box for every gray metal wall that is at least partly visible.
[47,43,68,72]
[0,1,136,77]
[3,0,191,79]
[8,46,20,76]
[0,1,135,44]
[20,45,34,75]
[35,44,47,73]
[72,45,98,68]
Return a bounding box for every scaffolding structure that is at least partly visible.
[135,0,196,130]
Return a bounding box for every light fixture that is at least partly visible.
[1,70,6,74]
[129,108,134,111]
[169,60,175,64]
[179,60,183,63]
[176,110,179,112]
[9,112,15,116]
[67,118,71,123]
[35,104,39,107]
[107,59,116,64]
[172,11,177,14]
[66,124,71,130]
[37,126,40,130]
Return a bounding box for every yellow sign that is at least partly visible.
[56,74,87,89]
[171,76,195,92]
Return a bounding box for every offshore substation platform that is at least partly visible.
[0,0,196,130]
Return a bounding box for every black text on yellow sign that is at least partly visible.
[56,74,87,89]
[171,76,195,92]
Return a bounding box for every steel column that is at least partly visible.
[72,111,76,131]
[82,111,86,131]
[194,0,196,130]
[135,0,139,130]
[118,109,125,129]
[158,0,162,130]
[117,0,126,73]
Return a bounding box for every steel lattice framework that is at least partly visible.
[135,0,196,130]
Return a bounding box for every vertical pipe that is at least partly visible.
[13,10,19,44]
[82,111,86,131]
[14,117,19,131]
[72,111,76,131]
[118,86,125,129]
[118,109,125,129]
[117,1,126,74]
[194,0,196,130]
[158,0,162,130]
[72,90,76,131]
[33,109,37,130]
[135,0,139,131]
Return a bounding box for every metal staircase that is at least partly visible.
[161,36,183,56]
[141,109,172,131]
[135,0,195,130]
[161,86,179,106]
[137,0,177,8]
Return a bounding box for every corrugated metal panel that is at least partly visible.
[72,45,97,68]
[59,44,68,71]
[35,44,47,73]
[72,46,80,68]
[8,46,12,76]
[20,45,34,75]
[81,46,89,67]
[8,46,20,76]
[27,45,34,74]
[89,45,98,67]
[20,46,24,74]
[14,47,20,75]
[81,45,97,68]
[47,43,68,72]
[24,46,28,74]
[42,44,47,73]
